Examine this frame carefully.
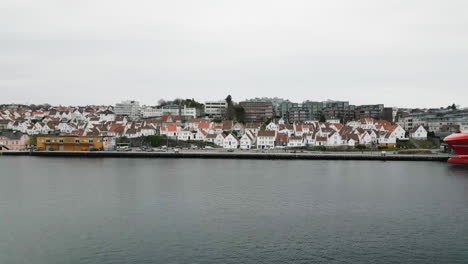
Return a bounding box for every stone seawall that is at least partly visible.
[1,151,450,162]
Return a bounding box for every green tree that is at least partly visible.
[28,135,37,146]
[319,114,326,123]
[355,144,367,150]
[225,95,235,120]
[225,95,232,105]
[233,105,246,123]
[143,135,166,147]
[158,98,204,110]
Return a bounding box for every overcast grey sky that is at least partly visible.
[1,0,467,108]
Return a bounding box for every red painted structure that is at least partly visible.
[444,131,468,164]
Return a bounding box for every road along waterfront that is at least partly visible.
[1,150,451,161]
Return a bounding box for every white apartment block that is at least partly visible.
[141,105,198,118]
[114,100,141,119]
[204,100,227,117]
[397,117,427,132]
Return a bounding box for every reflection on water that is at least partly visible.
[447,164,468,175]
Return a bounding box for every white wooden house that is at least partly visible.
[223,134,240,149]
[288,136,304,147]
[214,133,226,146]
[256,130,276,149]
[240,132,255,150]
[410,125,427,140]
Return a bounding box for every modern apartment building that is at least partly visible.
[141,105,199,118]
[288,107,311,123]
[302,101,322,120]
[239,99,274,121]
[280,101,298,121]
[320,100,355,122]
[114,100,141,119]
[204,100,227,117]
[355,104,384,120]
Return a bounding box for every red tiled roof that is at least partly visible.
[222,120,233,130]
[198,122,211,129]
[206,133,217,139]
[109,124,125,133]
[162,115,181,122]
[161,125,178,132]
[275,133,288,142]
[258,130,276,137]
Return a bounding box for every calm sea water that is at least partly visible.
[0,157,467,264]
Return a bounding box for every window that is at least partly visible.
[75,139,80,143]
[88,139,93,143]
[59,139,64,143]
[45,139,50,143]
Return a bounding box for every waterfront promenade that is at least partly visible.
[1,150,450,162]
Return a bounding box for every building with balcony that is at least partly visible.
[141,105,199,119]
[320,100,355,122]
[355,104,384,120]
[288,107,311,123]
[239,99,274,121]
[204,100,227,117]
[114,100,141,119]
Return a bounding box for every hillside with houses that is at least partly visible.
[0,102,437,151]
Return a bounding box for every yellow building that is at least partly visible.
[36,136,116,151]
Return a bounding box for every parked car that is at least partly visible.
[227,149,235,152]
[174,148,180,153]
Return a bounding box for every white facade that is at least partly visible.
[288,137,304,147]
[410,125,428,140]
[377,132,397,145]
[98,111,116,122]
[194,130,207,141]
[240,133,254,150]
[256,131,276,149]
[392,125,406,139]
[141,127,156,136]
[327,132,342,146]
[115,100,141,119]
[326,119,341,124]
[223,134,239,149]
[141,105,198,118]
[266,122,278,131]
[214,134,226,146]
[177,130,194,141]
[204,100,227,117]
[397,117,427,132]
